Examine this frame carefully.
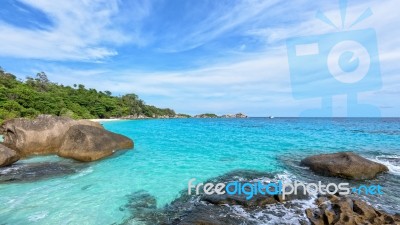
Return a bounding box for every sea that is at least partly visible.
[0,118,399,224]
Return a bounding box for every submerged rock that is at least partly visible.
[300,152,388,180]
[0,143,20,167]
[0,161,86,183]
[1,115,133,162]
[121,170,311,225]
[306,194,400,225]
[58,125,133,162]
[176,204,256,225]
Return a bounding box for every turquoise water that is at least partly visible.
[0,118,399,224]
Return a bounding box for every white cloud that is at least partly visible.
[0,0,149,61]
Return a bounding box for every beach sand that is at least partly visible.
[88,118,122,122]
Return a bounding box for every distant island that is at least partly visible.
[194,113,247,118]
[0,67,247,124]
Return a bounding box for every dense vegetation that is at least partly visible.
[0,67,178,124]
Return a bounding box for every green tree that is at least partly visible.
[0,66,178,123]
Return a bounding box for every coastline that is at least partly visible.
[88,118,123,122]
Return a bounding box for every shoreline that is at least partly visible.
[87,118,123,122]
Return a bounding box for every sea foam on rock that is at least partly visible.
[122,170,399,225]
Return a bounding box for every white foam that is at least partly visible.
[248,171,297,184]
[0,164,26,175]
[368,155,400,176]
[225,196,317,225]
[227,172,318,224]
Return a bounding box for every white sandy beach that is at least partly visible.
[88,118,122,122]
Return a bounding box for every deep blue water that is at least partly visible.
[0,118,399,224]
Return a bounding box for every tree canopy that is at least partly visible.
[0,68,177,124]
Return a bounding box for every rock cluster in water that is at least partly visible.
[0,115,133,166]
[120,169,399,225]
[306,194,400,225]
[300,152,388,180]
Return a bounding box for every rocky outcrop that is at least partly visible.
[300,152,388,180]
[1,115,103,156]
[306,194,400,225]
[194,113,219,118]
[0,115,133,163]
[0,143,20,167]
[58,125,133,161]
[220,113,248,118]
[121,114,150,119]
[195,113,248,118]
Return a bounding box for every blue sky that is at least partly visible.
[0,0,399,117]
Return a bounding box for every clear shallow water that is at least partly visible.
[0,118,399,224]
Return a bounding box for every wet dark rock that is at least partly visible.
[0,161,86,183]
[175,204,256,225]
[301,152,388,180]
[125,191,157,210]
[201,182,308,208]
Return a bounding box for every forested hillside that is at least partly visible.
[0,67,177,124]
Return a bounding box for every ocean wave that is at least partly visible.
[224,197,317,225]
[0,164,26,175]
[247,171,298,184]
[368,155,400,176]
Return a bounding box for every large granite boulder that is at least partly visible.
[0,115,133,162]
[306,195,400,225]
[1,115,103,156]
[58,125,134,162]
[300,152,388,180]
[0,143,20,167]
